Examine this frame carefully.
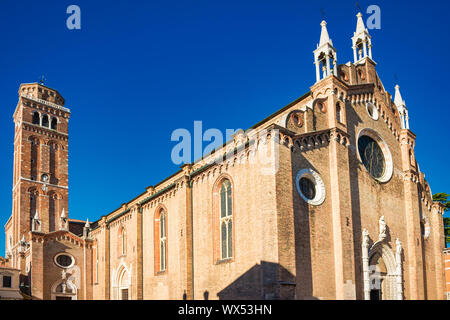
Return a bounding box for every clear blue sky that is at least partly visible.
[1,0,449,255]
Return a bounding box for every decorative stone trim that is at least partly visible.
[366,102,379,120]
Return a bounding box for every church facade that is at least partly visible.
[2,13,446,300]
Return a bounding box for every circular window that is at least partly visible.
[357,129,393,183]
[295,169,326,206]
[366,102,379,120]
[54,253,74,268]
[300,178,316,200]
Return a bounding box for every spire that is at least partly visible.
[319,20,332,46]
[356,12,366,34]
[314,20,338,83]
[352,12,373,62]
[32,210,41,232]
[21,235,26,243]
[394,85,404,107]
[83,218,91,239]
[59,208,68,231]
[394,85,410,130]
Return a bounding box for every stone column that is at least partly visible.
[395,239,403,300]
[326,55,331,77]
[362,229,370,300]
[315,61,321,83]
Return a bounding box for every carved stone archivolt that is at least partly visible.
[361,216,403,300]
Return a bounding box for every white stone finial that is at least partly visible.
[21,235,26,243]
[34,210,40,220]
[356,12,366,33]
[394,85,405,107]
[61,208,66,218]
[352,12,372,62]
[394,85,410,129]
[314,19,337,82]
[85,219,90,228]
[319,20,332,46]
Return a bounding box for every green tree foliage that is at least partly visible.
[433,193,450,246]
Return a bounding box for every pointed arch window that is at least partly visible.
[51,117,57,130]
[336,103,342,123]
[160,210,167,272]
[154,207,167,274]
[32,112,40,125]
[219,179,233,260]
[42,115,49,128]
[119,227,127,256]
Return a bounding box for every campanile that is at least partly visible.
[6,83,71,268]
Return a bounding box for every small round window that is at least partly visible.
[295,169,326,206]
[54,253,74,268]
[366,102,379,120]
[300,178,316,200]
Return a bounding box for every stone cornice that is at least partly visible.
[22,122,69,141]
[20,94,70,113]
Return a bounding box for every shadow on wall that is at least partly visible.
[217,261,317,300]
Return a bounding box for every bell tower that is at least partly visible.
[5,82,71,268]
[313,20,338,83]
[352,12,373,62]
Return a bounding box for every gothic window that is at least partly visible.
[51,117,57,130]
[154,208,167,273]
[219,179,233,260]
[49,193,58,232]
[29,189,37,230]
[42,115,49,128]
[119,227,126,256]
[160,211,166,272]
[336,103,342,123]
[32,112,40,125]
[358,135,386,179]
[29,137,39,180]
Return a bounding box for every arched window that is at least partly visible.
[154,207,167,273]
[336,103,342,123]
[42,115,49,128]
[51,117,57,130]
[32,112,40,125]
[119,227,126,256]
[219,179,233,260]
[160,211,167,271]
[29,189,37,230]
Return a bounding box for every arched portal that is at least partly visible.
[368,242,400,300]
[51,279,78,300]
[116,264,131,300]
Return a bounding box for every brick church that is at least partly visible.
[1,13,446,300]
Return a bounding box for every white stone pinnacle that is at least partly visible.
[319,20,332,46]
